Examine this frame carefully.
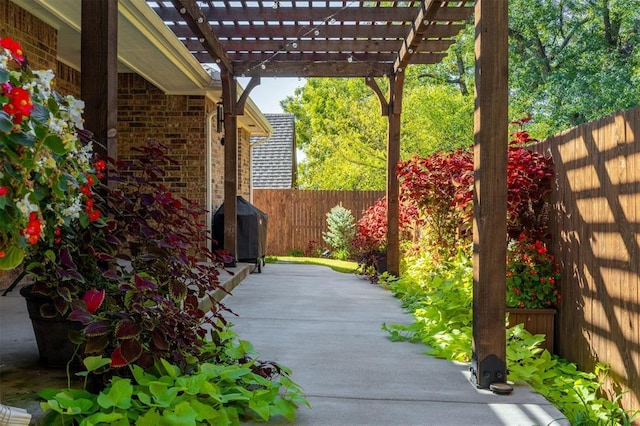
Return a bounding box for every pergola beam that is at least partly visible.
[169,0,234,72]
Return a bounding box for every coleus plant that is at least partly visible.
[396,117,554,258]
[68,139,232,379]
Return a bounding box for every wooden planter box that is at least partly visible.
[506,308,556,353]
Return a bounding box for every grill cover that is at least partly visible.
[212,196,268,262]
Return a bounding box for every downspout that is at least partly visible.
[249,136,270,203]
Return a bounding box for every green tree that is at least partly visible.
[283,0,639,189]
[508,0,640,133]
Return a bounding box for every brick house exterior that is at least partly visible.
[0,0,269,288]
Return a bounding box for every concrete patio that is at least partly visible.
[222,263,568,425]
[0,262,568,425]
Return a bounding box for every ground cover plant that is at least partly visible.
[39,325,308,425]
[380,250,638,425]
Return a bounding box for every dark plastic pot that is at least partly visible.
[20,284,81,367]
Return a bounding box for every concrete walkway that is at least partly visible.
[223,263,568,426]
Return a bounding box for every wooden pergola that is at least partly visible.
[81,0,508,390]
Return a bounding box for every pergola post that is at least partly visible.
[471,0,509,388]
[386,72,404,277]
[81,0,118,161]
[221,71,238,265]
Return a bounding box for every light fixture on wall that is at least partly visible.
[216,100,224,134]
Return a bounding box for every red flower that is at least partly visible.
[94,159,106,172]
[3,86,33,124]
[82,289,105,314]
[0,250,5,258]
[89,210,100,222]
[110,346,128,368]
[80,185,92,196]
[0,186,7,196]
[24,212,41,245]
[0,37,25,64]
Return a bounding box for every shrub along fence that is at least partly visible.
[534,105,639,416]
[252,189,384,256]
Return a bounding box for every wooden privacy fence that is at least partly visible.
[252,189,384,256]
[534,106,639,416]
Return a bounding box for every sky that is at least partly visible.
[238,77,306,113]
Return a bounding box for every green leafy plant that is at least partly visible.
[384,249,637,424]
[322,204,355,259]
[507,325,639,425]
[39,326,309,425]
[506,233,561,309]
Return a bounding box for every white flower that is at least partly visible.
[16,193,39,217]
[61,197,82,221]
[60,96,85,130]
[47,115,67,134]
[30,69,55,101]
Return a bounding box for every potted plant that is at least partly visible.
[0,37,98,271]
[506,233,561,352]
[0,37,117,365]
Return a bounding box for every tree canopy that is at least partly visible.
[283,0,639,190]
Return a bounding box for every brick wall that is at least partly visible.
[117,73,208,208]
[0,0,57,71]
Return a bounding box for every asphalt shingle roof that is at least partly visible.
[251,113,297,189]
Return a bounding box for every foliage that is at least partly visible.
[282,75,474,190]
[39,326,309,425]
[396,118,554,261]
[351,196,417,279]
[383,249,637,424]
[506,234,561,309]
[508,326,639,425]
[283,78,387,190]
[382,249,473,362]
[508,0,640,133]
[397,149,474,261]
[68,140,232,378]
[0,37,100,270]
[322,204,355,258]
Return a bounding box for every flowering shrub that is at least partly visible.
[506,233,561,309]
[0,37,99,270]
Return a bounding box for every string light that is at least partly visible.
[242,0,389,76]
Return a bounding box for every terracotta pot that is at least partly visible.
[20,284,82,367]
[506,307,556,353]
